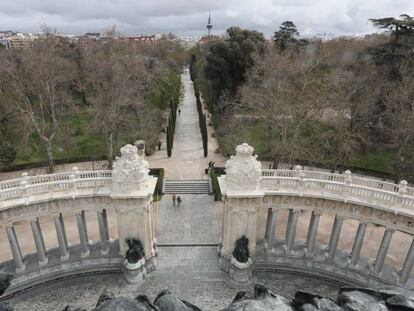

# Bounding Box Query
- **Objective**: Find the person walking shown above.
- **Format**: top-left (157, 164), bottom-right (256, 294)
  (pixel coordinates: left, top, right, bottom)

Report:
top-left (157, 140), bottom-right (162, 150)
top-left (172, 194), bottom-right (176, 207)
top-left (177, 195), bottom-right (182, 207)
top-left (178, 109), bottom-right (181, 116)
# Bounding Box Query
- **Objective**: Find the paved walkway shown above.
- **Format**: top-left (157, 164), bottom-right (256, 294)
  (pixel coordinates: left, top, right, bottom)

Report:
top-left (147, 68), bottom-right (226, 180)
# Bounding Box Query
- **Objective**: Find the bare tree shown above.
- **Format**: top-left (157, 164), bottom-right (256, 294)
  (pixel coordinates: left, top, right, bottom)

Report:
top-left (0, 34), bottom-right (75, 172)
top-left (81, 39), bottom-right (148, 168)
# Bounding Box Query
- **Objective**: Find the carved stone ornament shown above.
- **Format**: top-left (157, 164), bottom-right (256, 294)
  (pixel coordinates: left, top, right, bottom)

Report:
top-left (111, 144), bottom-right (149, 194)
top-left (225, 143), bottom-right (262, 191)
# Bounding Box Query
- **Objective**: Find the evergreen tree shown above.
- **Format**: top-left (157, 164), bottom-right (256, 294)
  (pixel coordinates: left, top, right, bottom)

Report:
top-left (166, 122), bottom-right (172, 158)
top-left (273, 21), bottom-right (307, 52)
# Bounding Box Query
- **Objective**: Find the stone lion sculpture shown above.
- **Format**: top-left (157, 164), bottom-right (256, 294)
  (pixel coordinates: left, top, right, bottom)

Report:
top-left (125, 238), bottom-right (145, 264)
top-left (232, 235), bottom-right (250, 263)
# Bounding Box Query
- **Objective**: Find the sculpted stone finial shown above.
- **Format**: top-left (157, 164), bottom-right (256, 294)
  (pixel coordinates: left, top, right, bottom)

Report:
top-left (111, 144), bottom-right (149, 195)
top-left (225, 143), bottom-right (262, 191)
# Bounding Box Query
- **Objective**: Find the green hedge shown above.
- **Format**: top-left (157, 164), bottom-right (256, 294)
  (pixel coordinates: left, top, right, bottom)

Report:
top-left (210, 166), bottom-right (225, 201)
top-left (149, 168), bottom-right (165, 200)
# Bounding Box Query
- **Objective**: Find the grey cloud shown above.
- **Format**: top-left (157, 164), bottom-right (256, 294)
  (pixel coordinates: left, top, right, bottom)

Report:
top-left (0, 0), bottom-right (412, 37)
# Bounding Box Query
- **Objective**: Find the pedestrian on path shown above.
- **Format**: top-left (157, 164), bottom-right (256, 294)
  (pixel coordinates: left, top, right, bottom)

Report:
top-left (178, 109), bottom-right (181, 116)
top-left (177, 195), bottom-right (182, 207)
top-left (157, 140), bottom-right (162, 150)
top-left (172, 194), bottom-right (176, 207)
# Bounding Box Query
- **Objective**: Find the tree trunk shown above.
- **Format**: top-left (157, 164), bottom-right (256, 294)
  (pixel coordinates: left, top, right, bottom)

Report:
top-left (107, 133), bottom-right (113, 169)
top-left (46, 139), bottom-right (54, 174)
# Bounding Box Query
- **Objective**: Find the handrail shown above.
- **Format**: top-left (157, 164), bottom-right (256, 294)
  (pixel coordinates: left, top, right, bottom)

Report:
top-left (260, 169), bottom-right (414, 213)
top-left (261, 169), bottom-right (414, 195)
top-left (0, 169), bottom-right (112, 204)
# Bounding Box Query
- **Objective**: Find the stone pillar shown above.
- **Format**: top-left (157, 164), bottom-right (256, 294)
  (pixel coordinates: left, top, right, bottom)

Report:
top-left (76, 212), bottom-right (90, 258)
top-left (286, 210), bottom-right (299, 254)
top-left (30, 218), bottom-right (48, 266)
top-left (97, 209), bottom-right (110, 255)
top-left (400, 238), bottom-right (414, 284)
top-left (6, 225), bottom-right (25, 273)
top-left (328, 215), bottom-right (343, 261)
top-left (59, 213), bottom-right (69, 248)
top-left (111, 144), bottom-right (156, 264)
top-left (217, 143), bottom-right (264, 273)
top-left (373, 228), bottom-right (394, 275)
top-left (53, 214), bottom-right (69, 261)
top-left (306, 211), bottom-right (321, 255)
top-left (350, 221), bottom-right (367, 267)
top-left (285, 209), bottom-right (293, 243)
top-left (81, 210), bottom-right (89, 243)
top-left (265, 208), bottom-right (278, 251)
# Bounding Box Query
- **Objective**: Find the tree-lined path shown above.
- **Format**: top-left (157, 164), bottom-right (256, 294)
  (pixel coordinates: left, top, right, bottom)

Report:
top-left (148, 68), bottom-right (225, 180)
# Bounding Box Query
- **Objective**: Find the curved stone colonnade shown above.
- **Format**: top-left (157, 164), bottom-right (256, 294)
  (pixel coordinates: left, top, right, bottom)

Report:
top-left (0, 145), bottom-right (158, 296)
top-left (218, 143), bottom-right (414, 289)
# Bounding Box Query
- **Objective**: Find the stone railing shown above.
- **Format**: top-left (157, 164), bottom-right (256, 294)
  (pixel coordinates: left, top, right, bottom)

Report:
top-left (0, 168), bottom-right (112, 206)
top-left (0, 144), bottom-right (158, 296)
top-left (261, 168), bottom-right (414, 212)
top-left (218, 143), bottom-right (414, 289)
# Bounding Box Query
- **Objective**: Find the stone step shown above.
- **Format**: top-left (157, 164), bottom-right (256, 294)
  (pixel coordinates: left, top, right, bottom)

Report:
top-left (163, 180), bottom-right (211, 194)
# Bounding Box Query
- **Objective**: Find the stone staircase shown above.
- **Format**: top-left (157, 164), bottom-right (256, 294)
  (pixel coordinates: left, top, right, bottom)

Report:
top-left (163, 180), bottom-right (211, 194)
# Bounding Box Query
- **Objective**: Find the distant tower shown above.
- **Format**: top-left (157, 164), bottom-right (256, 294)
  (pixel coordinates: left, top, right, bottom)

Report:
top-left (206, 9), bottom-right (213, 36)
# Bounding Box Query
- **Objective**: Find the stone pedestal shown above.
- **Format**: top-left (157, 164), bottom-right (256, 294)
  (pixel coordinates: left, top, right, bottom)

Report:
top-left (229, 256), bottom-right (253, 283)
top-left (123, 258), bottom-right (146, 284)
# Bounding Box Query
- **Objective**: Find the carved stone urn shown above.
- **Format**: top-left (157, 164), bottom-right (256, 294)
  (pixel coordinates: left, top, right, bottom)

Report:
top-left (111, 144), bottom-right (149, 196)
top-left (123, 258), bottom-right (146, 284)
top-left (225, 143), bottom-right (262, 192)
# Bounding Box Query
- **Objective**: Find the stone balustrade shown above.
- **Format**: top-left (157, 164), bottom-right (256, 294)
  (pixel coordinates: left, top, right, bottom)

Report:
top-left (0, 144), bottom-right (158, 296)
top-left (218, 143), bottom-right (414, 289)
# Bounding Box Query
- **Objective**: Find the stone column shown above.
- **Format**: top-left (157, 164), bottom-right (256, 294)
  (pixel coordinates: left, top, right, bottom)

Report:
top-left (328, 215), bottom-right (343, 261)
top-left (81, 210), bottom-right (89, 244)
top-left (6, 225), bottom-right (25, 273)
top-left (97, 209), bottom-right (110, 255)
top-left (54, 214), bottom-right (69, 261)
top-left (350, 221), bottom-right (367, 267)
top-left (286, 210), bottom-right (299, 254)
top-left (285, 209), bottom-right (293, 243)
top-left (59, 213), bottom-right (69, 248)
top-left (30, 218), bottom-right (48, 266)
top-left (306, 211), bottom-right (321, 255)
top-left (265, 208), bottom-right (278, 251)
top-left (400, 238), bottom-right (414, 284)
top-left (373, 228), bottom-right (394, 275)
top-left (264, 208), bottom-right (273, 240)
top-left (76, 212), bottom-right (90, 257)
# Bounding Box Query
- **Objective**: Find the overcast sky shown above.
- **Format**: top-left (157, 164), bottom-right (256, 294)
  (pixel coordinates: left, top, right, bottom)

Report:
top-left (0, 0), bottom-right (413, 37)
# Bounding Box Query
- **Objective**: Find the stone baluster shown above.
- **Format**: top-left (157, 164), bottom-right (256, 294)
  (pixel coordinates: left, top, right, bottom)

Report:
top-left (59, 213), bottom-right (69, 248)
top-left (373, 228), bottom-right (394, 275)
top-left (76, 212), bottom-right (90, 258)
top-left (20, 172), bottom-right (29, 201)
top-left (53, 214), bottom-right (69, 261)
top-left (286, 210), bottom-right (299, 254)
top-left (264, 208), bottom-right (278, 251)
top-left (399, 238), bottom-right (414, 284)
top-left (327, 215), bottom-right (343, 261)
top-left (30, 218), bottom-right (48, 266)
top-left (97, 209), bottom-right (110, 254)
top-left (350, 221), bottom-right (367, 267)
top-left (306, 211), bottom-right (321, 256)
top-left (6, 225), bottom-right (25, 273)
top-left (70, 166), bottom-right (79, 192)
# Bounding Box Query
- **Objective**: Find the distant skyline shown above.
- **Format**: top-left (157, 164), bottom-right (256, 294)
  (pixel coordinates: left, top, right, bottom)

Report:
top-left (0, 0), bottom-right (413, 38)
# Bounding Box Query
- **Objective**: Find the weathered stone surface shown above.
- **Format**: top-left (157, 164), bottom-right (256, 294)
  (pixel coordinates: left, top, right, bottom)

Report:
top-left (0, 302), bottom-right (13, 311)
top-left (96, 290), bottom-right (115, 308)
top-left (292, 291), bottom-right (340, 311)
top-left (337, 290), bottom-right (388, 311)
top-left (0, 273), bottom-right (12, 296)
top-left (154, 290), bottom-right (201, 310)
top-left (93, 297), bottom-right (155, 311)
top-left (386, 294), bottom-right (414, 311)
top-left (220, 284), bottom-right (293, 311)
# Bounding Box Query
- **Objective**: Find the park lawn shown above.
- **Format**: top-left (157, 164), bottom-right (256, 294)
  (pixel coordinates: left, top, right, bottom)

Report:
top-left (218, 122), bottom-right (397, 175)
